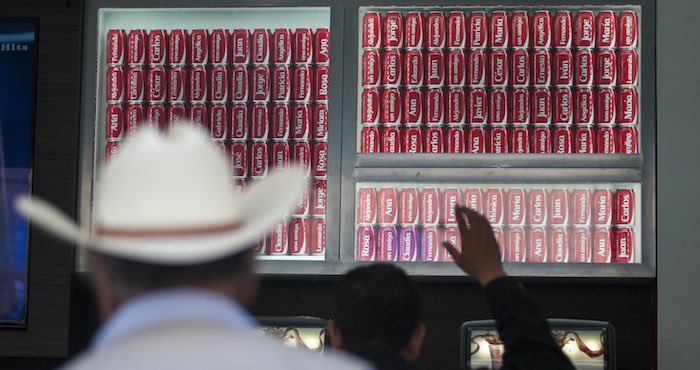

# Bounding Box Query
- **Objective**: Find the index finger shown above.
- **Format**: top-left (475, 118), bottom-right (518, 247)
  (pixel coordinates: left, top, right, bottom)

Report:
top-left (462, 207), bottom-right (492, 233)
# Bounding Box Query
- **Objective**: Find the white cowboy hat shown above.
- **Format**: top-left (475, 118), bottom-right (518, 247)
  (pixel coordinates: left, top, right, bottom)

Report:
top-left (15, 125), bottom-right (307, 264)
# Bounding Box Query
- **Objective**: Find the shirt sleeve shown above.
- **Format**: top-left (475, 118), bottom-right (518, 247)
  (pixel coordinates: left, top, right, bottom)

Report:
top-left (482, 277), bottom-right (575, 370)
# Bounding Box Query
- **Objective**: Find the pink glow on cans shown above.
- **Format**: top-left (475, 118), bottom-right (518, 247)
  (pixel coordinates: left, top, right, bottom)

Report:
top-left (618, 50), bottom-right (638, 86)
top-left (613, 228), bottom-right (635, 263)
top-left (442, 187), bottom-right (461, 224)
top-left (377, 187), bottom-right (398, 224)
top-left (383, 12), bottom-right (404, 48)
top-left (292, 65), bottom-right (313, 102)
top-left (377, 226), bottom-right (399, 262)
top-left (597, 125), bottom-right (618, 154)
top-left (421, 187), bottom-right (440, 225)
top-left (468, 50), bottom-right (487, 86)
top-left (593, 188), bottom-right (613, 226)
top-left (106, 29), bottom-right (126, 65)
top-left (209, 29), bottom-right (229, 65)
top-left (572, 188), bottom-right (592, 226)
top-left (292, 103), bottom-right (312, 140)
top-left (105, 104), bottom-right (124, 140)
top-left (510, 88), bottom-right (529, 124)
top-left (168, 29), bottom-right (188, 65)
top-left (553, 126), bottom-right (573, 154)
top-left (447, 49), bottom-right (466, 86)
top-left (310, 218), bottom-right (326, 255)
top-left (189, 29), bottom-right (209, 65)
top-left (399, 226), bottom-right (419, 261)
top-left (549, 188), bottom-right (570, 225)
top-left (272, 28), bottom-right (292, 65)
top-left (463, 188), bottom-right (483, 214)
top-left (571, 227), bottom-right (592, 263)
top-left (447, 88), bottom-right (466, 124)
top-left (510, 126), bottom-right (530, 154)
top-left (399, 187), bottom-right (420, 225)
top-left (596, 11), bottom-right (617, 48)
top-left (446, 125), bottom-right (466, 153)
top-left (507, 188), bottom-right (527, 225)
top-left (552, 87), bottom-right (573, 125)
top-left (468, 12), bottom-right (488, 48)
top-left (362, 12), bottom-right (382, 49)
top-left (231, 29), bottom-right (250, 64)
top-left (189, 66), bottom-right (207, 102)
top-left (490, 11), bottom-right (509, 48)
top-left (510, 49), bottom-right (530, 87)
top-left (424, 125), bottom-right (444, 154)
top-left (468, 126), bottom-right (487, 153)
top-left (489, 88), bottom-right (508, 125)
top-left (468, 88), bottom-right (487, 125)
top-left (574, 87), bottom-right (594, 124)
top-left (127, 29), bottom-right (146, 65)
top-left (360, 125), bottom-right (380, 153)
top-left (312, 142), bottom-right (328, 178)
top-left (489, 125), bottom-right (508, 154)
top-left (531, 126), bottom-right (551, 154)
top-left (553, 11), bottom-right (572, 48)
top-left (381, 125), bottom-right (401, 153)
top-left (485, 188), bottom-right (505, 225)
top-left (314, 28), bottom-right (330, 64)
top-left (250, 141), bottom-right (269, 178)
top-left (272, 65), bottom-right (292, 102)
top-left (506, 226), bottom-right (527, 262)
top-left (147, 29), bottom-right (167, 65)
top-left (209, 103), bottom-right (227, 140)
top-left (593, 227), bottom-right (613, 263)
top-left (614, 188), bottom-right (635, 225)
top-left (510, 12), bottom-right (530, 48)
top-left (382, 49), bottom-right (402, 86)
top-left (381, 87), bottom-right (402, 125)
top-left (313, 103), bottom-right (328, 140)
top-left (125, 66), bottom-right (145, 102)
top-left (230, 103), bottom-right (249, 140)
top-left (548, 227), bottom-right (569, 263)
top-left (426, 11), bottom-right (446, 48)
top-left (356, 226), bottom-right (376, 261)
top-left (618, 11), bottom-right (638, 48)
top-left (421, 226), bottom-right (440, 262)
top-left (404, 12), bottom-right (425, 48)
top-left (528, 188), bottom-right (548, 225)
top-left (252, 29), bottom-right (271, 64)
top-left (146, 103), bottom-right (165, 130)
top-left (403, 126), bottom-right (423, 153)
top-left (574, 11), bottom-right (596, 48)
top-left (231, 142), bottom-right (248, 176)
top-left (442, 226), bottom-right (460, 261)
top-left (489, 49), bottom-right (509, 87)
top-left (531, 49), bottom-right (551, 86)
top-left (288, 217), bottom-right (309, 255)
top-left (447, 11), bottom-right (467, 48)
top-left (528, 227), bottom-right (547, 263)
top-left (618, 126), bottom-right (638, 154)
top-left (531, 11), bottom-right (551, 48)
top-left (575, 125), bottom-right (595, 154)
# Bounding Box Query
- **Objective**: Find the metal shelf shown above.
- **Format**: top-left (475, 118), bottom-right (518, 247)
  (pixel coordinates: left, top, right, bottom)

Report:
top-left (356, 154), bottom-right (644, 169)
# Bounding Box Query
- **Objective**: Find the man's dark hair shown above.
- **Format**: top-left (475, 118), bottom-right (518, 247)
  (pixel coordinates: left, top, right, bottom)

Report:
top-left (333, 263), bottom-right (421, 352)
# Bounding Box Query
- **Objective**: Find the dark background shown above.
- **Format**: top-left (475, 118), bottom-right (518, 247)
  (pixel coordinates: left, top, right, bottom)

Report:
top-left (0, 1), bottom-right (655, 369)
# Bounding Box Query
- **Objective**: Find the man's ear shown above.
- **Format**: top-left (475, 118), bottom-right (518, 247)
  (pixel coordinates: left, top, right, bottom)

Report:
top-left (400, 322), bottom-right (426, 363)
top-left (326, 320), bottom-right (344, 349)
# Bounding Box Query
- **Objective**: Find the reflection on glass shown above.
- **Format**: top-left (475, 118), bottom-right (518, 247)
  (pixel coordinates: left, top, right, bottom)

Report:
top-left (257, 326), bottom-right (326, 353)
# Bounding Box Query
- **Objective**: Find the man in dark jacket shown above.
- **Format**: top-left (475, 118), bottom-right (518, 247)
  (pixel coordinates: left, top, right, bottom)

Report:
top-left (328, 206), bottom-right (575, 370)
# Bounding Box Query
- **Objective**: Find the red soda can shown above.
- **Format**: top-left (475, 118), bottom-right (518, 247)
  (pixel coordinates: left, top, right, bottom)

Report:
top-left (531, 49), bottom-right (551, 86)
top-left (381, 125), bottom-right (401, 153)
top-left (376, 226), bottom-right (399, 262)
top-left (106, 141), bottom-right (120, 162)
top-left (485, 188), bottom-right (505, 225)
top-left (251, 103), bottom-right (270, 140)
top-left (489, 49), bottom-right (509, 87)
top-left (446, 125), bottom-right (466, 153)
top-left (447, 49), bottom-right (466, 86)
top-left (106, 67), bottom-right (126, 103)
top-left (361, 49), bottom-right (381, 87)
top-left (468, 88), bottom-right (488, 125)
top-left (593, 227), bottom-right (613, 263)
top-left (596, 49), bottom-right (617, 86)
top-left (618, 11), bottom-right (639, 48)
top-left (292, 184), bottom-right (310, 216)
top-left (146, 103), bottom-right (165, 130)
top-left (425, 49), bottom-right (445, 86)
top-left (575, 125), bottom-right (595, 154)
top-left (252, 65), bottom-right (271, 102)
top-left (292, 141), bottom-right (312, 176)
top-left (493, 226), bottom-right (505, 260)
top-left (168, 29), bottom-right (188, 65)
top-left (167, 103), bottom-right (187, 129)
top-left (510, 88), bottom-right (530, 124)
top-left (399, 226), bottom-right (419, 261)
top-left (288, 217), bottom-right (309, 255)
top-left (209, 103), bottom-right (228, 140)
top-left (272, 28), bottom-right (292, 64)
top-left (272, 65), bottom-right (292, 102)
top-left (382, 49), bottom-right (402, 86)
top-left (271, 103), bottom-right (291, 140)
top-left (571, 227), bottom-right (592, 263)
top-left (467, 50), bottom-right (487, 86)
top-left (574, 87), bottom-right (594, 124)
top-left (127, 29), bottom-right (147, 65)
top-left (105, 104), bottom-right (124, 140)
top-left (549, 188), bottom-right (570, 225)
top-left (420, 187), bottom-right (440, 225)
top-left (468, 11), bottom-right (488, 48)
top-left (312, 142), bottom-right (328, 178)
top-left (528, 188), bottom-right (548, 225)
top-left (313, 103), bottom-right (328, 141)
top-left (489, 125), bottom-right (509, 154)
top-left (125, 103), bottom-right (144, 136)
top-left (147, 29), bottom-right (167, 65)
top-left (310, 218), bottom-right (326, 255)
top-left (167, 66), bottom-right (187, 102)
top-left (507, 188), bottom-right (527, 225)
top-left (403, 49), bottom-right (424, 86)
top-left (189, 65), bottom-right (208, 102)
top-left (548, 227), bottom-right (569, 263)
top-left (383, 12), bottom-right (404, 48)
top-left (421, 226), bottom-right (441, 262)
top-left (250, 141), bottom-right (268, 178)
top-left (489, 88), bottom-right (508, 125)
top-left (596, 87), bottom-right (616, 125)
top-left (209, 65), bottom-right (228, 102)
top-left (377, 187), bottom-right (398, 224)
top-left (574, 11), bottom-right (596, 48)
top-left (510, 11), bottom-right (530, 49)
top-left (572, 188), bottom-right (592, 226)
top-left (106, 29), bottom-right (126, 65)
top-left (553, 11), bottom-right (573, 48)
top-left (447, 11), bottom-right (467, 48)
top-left (553, 126), bottom-right (573, 154)
top-left (531, 11), bottom-right (552, 48)
top-left (614, 228), bottom-right (635, 263)
top-left (442, 226), bottom-right (460, 261)
top-left (553, 49), bottom-right (573, 86)
top-left (574, 49), bottom-right (595, 87)
top-left (209, 29), bottom-right (229, 65)
top-left (404, 12), bottom-right (425, 49)
top-left (510, 126), bottom-right (530, 154)
top-left (426, 11), bottom-right (446, 48)
top-left (552, 87), bottom-right (573, 125)
top-left (189, 29), bottom-right (209, 65)
top-left (189, 103), bottom-right (207, 131)
top-left (531, 88), bottom-right (551, 124)
top-left (614, 188), bottom-right (635, 225)
top-left (360, 125), bottom-right (381, 153)
top-left (597, 125), bottom-right (618, 154)
top-left (446, 88), bottom-right (466, 124)
top-left (362, 12), bottom-right (382, 49)
top-left (468, 126), bottom-right (487, 153)
top-left (230, 103), bottom-right (249, 140)
top-left (125, 66), bottom-right (145, 102)
top-left (506, 226), bottom-right (527, 262)
top-left (403, 125), bottom-right (423, 153)
top-left (442, 187), bottom-right (461, 224)
top-left (531, 126), bottom-right (552, 154)
top-left (618, 50), bottom-right (639, 86)
top-left (292, 65), bottom-right (313, 102)
top-left (399, 187), bottom-right (420, 225)
top-left (510, 49), bottom-right (530, 87)
top-left (231, 29), bottom-right (250, 64)
top-left (425, 88), bottom-right (444, 124)
top-left (268, 219), bottom-right (288, 255)
top-left (252, 29), bottom-right (271, 64)
top-left (230, 65), bottom-right (249, 102)
top-left (597, 11), bottom-right (617, 48)
top-left (593, 188), bottom-right (613, 226)
top-left (490, 11), bottom-right (509, 48)
top-left (356, 226), bottom-right (376, 261)
top-left (463, 188), bottom-right (483, 214)
top-left (618, 126), bottom-right (639, 154)
top-left (314, 28), bottom-right (330, 64)
top-left (381, 87), bottom-right (402, 125)
top-left (528, 227), bottom-right (548, 263)
top-left (360, 88), bottom-right (380, 124)
top-left (424, 125), bottom-right (444, 154)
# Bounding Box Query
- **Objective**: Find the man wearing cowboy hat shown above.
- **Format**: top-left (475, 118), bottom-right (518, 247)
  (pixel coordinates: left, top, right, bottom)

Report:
top-left (16, 126), bottom-right (369, 370)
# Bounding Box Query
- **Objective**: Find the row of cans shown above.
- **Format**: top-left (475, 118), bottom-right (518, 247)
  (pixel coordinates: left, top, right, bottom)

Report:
top-left (107, 28), bottom-right (330, 66)
top-left (361, 48), bottom-right (637, 87)
top-left (106, 64), bottom-right (329, 103)
top-left (361, 87), bottom-right (638, 126)
top-left (359, 124), bottom-right (638, 154)
top-left (258, 217), bottom-right (326, 256)
top-left (106, 102), bottom-right (329, 142)
top-left (362, 10), bottom-right (638, 50)
top-left (355, 224), bottom-right (635, 263)
top-left (232, 178), bottom-right (327, 218)
top-left (356, 186), bottom-right (635, 226)
top-left (229, 141), bottom-right (328, 179)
